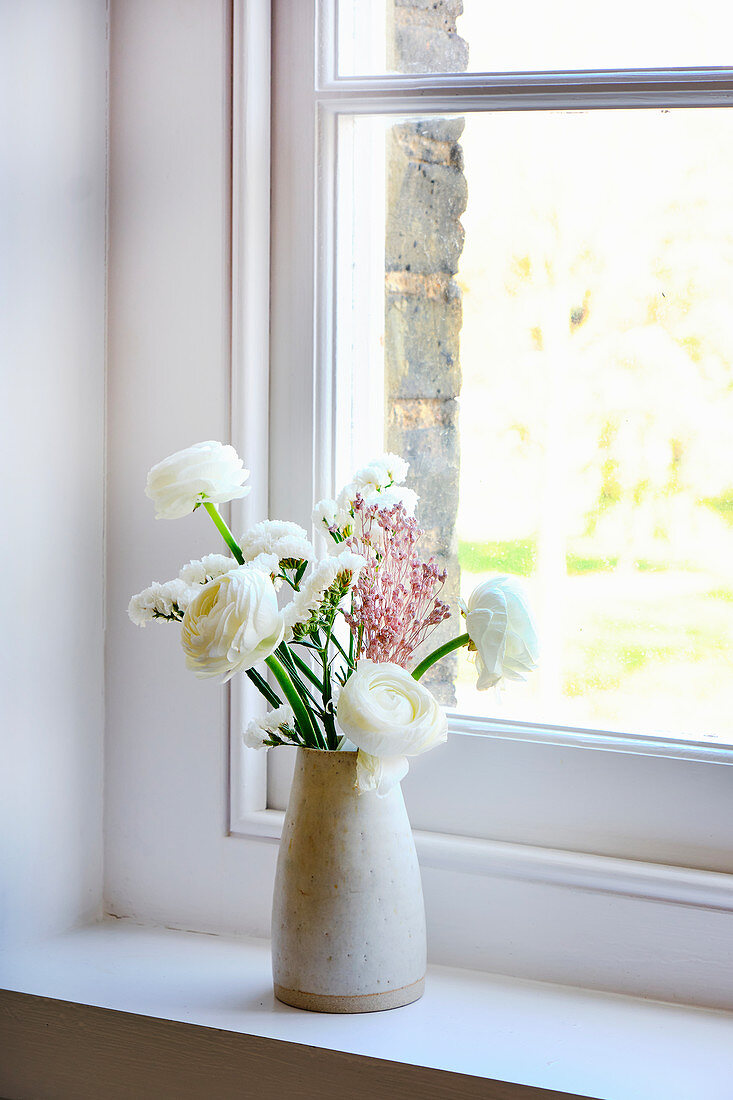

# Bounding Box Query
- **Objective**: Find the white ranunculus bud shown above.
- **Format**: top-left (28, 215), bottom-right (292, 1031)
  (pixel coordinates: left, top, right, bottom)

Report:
top-left (181, 567), bottom-right (284, 681)
top-left (465, 575), bottom-right (539, 691)
top-left (145, 441), bottom-right (250, 520)
top-left (337, 660), bottom-right (447, 773)
top-left (355, 750), bottom-right (409, 798)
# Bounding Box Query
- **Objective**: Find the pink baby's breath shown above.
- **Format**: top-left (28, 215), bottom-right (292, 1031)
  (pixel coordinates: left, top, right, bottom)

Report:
top-left (343, 495), bottom-right (451, 668)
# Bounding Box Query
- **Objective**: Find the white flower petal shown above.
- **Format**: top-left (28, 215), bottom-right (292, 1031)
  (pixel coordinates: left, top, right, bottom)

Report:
top-left (466, 575), bottom-right (538, 692)
top-left (243, 703), bottom-right (295, 748)
top-left (145, 441), bottom-right (250, 520)
top-left (239, 520), bottom-right (314, 564)
top-left (128, 577), bottom-right (193, 626)
top-left (337, 660), bottom-right (447, 759)
top-left (355, 750), bottom-right (409, 797)
top-left (181, 567), bottom-right (284, 680)
top-left (179, 554), bottom-right (236, 585)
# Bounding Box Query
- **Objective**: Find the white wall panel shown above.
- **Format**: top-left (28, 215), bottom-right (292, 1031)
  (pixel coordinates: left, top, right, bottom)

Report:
top-left (0, 0), bottom-right (107, 946)
top-left (105, 0), bottom-right (278, 935)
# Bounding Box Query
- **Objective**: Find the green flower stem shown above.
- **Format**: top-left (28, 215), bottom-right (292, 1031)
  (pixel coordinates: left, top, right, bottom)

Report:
top-left (284, 645), bottom-right (325, 692)
top-left (202, 502), bottom-right (244, 564)
top-left (412, 632), bottom-right (470, 682)
top-left (276, 645), bottom-right (325, 715)
top-left (320, 624), bottom-right (338, 750)
top-left (329, 632), bottom-right (355, 671)
top-left (245, 667), bottom-right (281, 709)
top-left (265, 653), bottom-right (323, 749)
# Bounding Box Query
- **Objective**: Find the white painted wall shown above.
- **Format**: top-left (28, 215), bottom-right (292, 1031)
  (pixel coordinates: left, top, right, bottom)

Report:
top-left (105, 0), bottom-right (278, 933)
top-left (0, 0), bottom-right (107, 946)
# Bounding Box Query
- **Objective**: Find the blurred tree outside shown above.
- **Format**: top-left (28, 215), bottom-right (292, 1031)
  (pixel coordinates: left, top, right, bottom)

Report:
top-left (454, 109), bottom-right (733, 740)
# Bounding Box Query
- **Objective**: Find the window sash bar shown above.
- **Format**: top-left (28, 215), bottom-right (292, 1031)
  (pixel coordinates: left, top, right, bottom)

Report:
top-left (319, 67), bottom-right (733, 96)
top-left (314, 74), bottom-right (733, 115)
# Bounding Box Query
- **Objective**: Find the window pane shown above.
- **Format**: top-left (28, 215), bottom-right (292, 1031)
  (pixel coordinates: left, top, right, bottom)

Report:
top-left (335, 1), bottom-right (732, 76)
top-left (335, 107), bottom-right (733, 744)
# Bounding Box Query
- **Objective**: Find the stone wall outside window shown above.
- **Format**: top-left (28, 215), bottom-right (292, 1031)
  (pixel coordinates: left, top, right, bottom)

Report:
top-left (385, 1), bottom-right (468, 702)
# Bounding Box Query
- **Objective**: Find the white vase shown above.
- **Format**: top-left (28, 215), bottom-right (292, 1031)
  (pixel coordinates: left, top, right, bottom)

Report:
top-left (271, 747), bottom-right (426, 1012)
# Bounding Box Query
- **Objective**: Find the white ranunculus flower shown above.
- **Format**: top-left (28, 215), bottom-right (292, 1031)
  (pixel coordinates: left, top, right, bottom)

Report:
top-left (337, 660), bottom-right (447, 773)
top-left (145, 441), bottom-right (250, 520)
top-left (181, 567), bottom-right (284, 681)
top-left (465, 575), bottom-right (539, 691)
top-left (355, 751), bottom-right (409, 798)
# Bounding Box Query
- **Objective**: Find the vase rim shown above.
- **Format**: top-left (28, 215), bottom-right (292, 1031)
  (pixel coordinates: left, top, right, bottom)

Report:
top-left (297, 745), bottom-right (357, 756)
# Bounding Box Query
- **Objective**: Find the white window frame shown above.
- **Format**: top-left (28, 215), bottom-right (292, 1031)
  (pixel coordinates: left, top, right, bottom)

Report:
top-left (231, 0), bottom-right (733, 897)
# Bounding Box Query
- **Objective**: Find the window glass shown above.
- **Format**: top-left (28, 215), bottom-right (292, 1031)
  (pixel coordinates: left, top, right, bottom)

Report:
top-left (335, 106), bottom-right (733, 744)
top-left (336, 0), bottom-right (731, 77)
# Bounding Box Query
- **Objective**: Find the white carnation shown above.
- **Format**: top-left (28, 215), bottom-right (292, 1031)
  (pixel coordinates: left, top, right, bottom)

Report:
top-left (248, 551), bottom-right (280, 577)
top-left (179, 554), bottom-right (236, 585)
top-left (381, 453), bottom-right (409, 484)
top-left (128, 577), bottom-right (193, 626)
top-left (347, 485), bottom-right (419, 544)
top-left (239, 520), bottom-right (314, 564)
top-left (282, 551), bottom-right (365, 637)
top-left (353, 461), bottom-right (389, 495)
top-left (312, 498), bottom-right (339, 530)
top-left (361, 484), bottom-right (418, 516)
top-left (352, 453), bottom-right (409, 493)
top-left (336, 480), bottom-right (359, 516)
top-left (243, 703), bottom-right (296, 749)
top-left (145, 441), bottom-right (250, 520)
top-left (336, 455), bottom-right (413, 520)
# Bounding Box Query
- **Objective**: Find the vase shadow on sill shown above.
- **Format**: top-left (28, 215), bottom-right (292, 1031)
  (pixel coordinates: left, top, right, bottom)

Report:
top-left (215, 985), bottom-right (426, 1017)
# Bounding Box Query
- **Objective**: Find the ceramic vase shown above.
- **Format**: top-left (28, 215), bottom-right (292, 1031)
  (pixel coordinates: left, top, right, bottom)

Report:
top-left (271, 747), bottom-right (426, 1012)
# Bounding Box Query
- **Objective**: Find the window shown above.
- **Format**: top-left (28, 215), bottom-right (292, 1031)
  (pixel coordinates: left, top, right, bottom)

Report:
top-left (233, 0), bottom-right (733, 865)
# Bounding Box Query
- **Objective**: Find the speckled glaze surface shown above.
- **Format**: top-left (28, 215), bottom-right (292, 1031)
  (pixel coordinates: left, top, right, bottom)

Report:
top-left (271, 748), bottom-right (426, 1013)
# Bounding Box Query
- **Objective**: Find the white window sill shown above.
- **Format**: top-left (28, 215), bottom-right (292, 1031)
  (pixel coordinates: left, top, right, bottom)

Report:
top-left (1, 919), bottom-right (732, 1099)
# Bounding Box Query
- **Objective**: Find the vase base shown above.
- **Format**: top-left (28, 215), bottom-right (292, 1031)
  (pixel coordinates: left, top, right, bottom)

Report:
top-left (274, 975), bottom-right (425, 1014)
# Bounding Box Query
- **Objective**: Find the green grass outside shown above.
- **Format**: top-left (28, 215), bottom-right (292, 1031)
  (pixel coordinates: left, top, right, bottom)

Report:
top-left (458, 539), bottom-right (670, 577)
top-left (702, 493), bottom-right (733, 527)
top-left (458, 539), bottom-right (536, 576)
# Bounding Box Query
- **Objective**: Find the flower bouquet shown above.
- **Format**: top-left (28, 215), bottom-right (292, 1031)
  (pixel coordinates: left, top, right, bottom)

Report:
top-left (130, 440), bottom-right (538, 1011)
